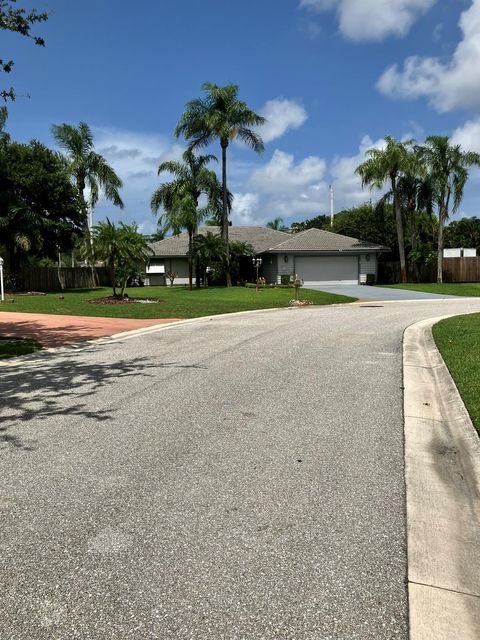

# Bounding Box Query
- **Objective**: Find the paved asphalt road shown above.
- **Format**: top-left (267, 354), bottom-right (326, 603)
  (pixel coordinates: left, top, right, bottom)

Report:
top-left (309, 284), bottom-right (459, 300)
top-left (2, 298), bottom-right (480, 639)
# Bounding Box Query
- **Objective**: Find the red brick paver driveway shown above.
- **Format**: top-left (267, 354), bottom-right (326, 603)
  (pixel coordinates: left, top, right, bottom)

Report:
top-left (0, 312), bottom-right (180, 348)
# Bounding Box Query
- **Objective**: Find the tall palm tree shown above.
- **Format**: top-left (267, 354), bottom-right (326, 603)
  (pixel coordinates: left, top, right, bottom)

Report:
top-left (151, 149), bottom-right (220, 290)
top-left (417, 136), bottom-right (480, 283)
top-left (376, 147), bottom-right (434, 280)
top-left (51, 122), bottom-right (124, 285)
top-left (356, 136), bottom-right (412, 283)
top-left (175, 83), bottom-right (265, 286)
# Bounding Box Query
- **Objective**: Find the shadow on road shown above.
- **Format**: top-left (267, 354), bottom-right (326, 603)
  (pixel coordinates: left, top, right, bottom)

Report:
top-left (0, 348), bottom-right (160, 451)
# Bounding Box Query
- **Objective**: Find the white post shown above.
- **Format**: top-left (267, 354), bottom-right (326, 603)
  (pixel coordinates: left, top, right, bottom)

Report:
top-left (329, 184), bottom-right (334, 227)
top-left (0, 257), bottom-right (4, 302)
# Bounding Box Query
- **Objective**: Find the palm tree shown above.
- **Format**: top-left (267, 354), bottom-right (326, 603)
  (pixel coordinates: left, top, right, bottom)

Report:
top-left (417, 136), bottom-right (480, 283)
top-left (356, 136), bottom-right (412, 283)
top-left (151, 149), bottom-right (220, 290)
top-left (193, 231), bottom-right (226, 286)
top-left (92, 219), bottom-right (151, 297)
top-left (51, 122), bottom-right (124, 284)
top-left (375, 147), bottom-right (434, 280)
top-left (267, 217), bottom-right (289, 232)
top-left (175, 83), bottom-right (265, 286)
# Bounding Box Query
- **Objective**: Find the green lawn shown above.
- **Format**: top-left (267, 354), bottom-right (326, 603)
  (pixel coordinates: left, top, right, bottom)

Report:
top-left (384, 283), bottom-right (480, 296)
top-left (0, 286), bottom-right (356, 319)
top-left (433, 313), bottom-right (480, 432)
top-left (0, 337), bottom-right (42, 359)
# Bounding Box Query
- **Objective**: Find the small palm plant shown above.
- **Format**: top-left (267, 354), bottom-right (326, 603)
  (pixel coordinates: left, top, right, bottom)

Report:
top-left (92, 219), bottom-right (151, 297)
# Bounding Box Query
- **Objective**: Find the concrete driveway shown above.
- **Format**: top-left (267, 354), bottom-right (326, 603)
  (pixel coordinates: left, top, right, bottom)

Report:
top-left (2, 298), bottom-right (480, 639)
top-left (308, 284), bottom-right (459, 300)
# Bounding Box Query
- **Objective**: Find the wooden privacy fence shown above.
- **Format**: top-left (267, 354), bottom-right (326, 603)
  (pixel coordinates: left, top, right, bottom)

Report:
top-left (379, 257), bottom-right (480, 284)
top-left (23, 267), bottom-right (110, 291)
top-left (442, 257), bottom-right (480, 282)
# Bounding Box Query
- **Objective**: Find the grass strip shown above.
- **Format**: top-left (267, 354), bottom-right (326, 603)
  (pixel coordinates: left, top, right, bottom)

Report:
top-left (433, 313), bottom-right (480, 432)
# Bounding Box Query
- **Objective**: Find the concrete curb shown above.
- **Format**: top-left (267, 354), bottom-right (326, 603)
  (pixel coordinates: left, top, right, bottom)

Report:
top-left (403, 315), bottom-right (480, 639)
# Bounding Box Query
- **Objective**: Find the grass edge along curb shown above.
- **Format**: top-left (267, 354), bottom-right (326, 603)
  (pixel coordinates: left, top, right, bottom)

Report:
top-left (432, 312), bottom-right (480, 432)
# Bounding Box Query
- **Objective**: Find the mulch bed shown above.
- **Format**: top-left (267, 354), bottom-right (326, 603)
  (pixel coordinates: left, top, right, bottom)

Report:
top-left (87, 296), bottom-right (164, 305)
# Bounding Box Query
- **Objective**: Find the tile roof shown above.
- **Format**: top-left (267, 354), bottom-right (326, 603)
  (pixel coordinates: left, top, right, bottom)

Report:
top-left (267, 227), bottom-right (389, 252)
top-left (150, 226), bottom-right (290, 256)
top-left (149, 226), bottom-right (389, 257)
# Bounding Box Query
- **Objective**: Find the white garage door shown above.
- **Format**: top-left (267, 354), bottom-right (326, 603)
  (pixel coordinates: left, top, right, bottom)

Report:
top-left (295, 255), bottom-right (358, 285)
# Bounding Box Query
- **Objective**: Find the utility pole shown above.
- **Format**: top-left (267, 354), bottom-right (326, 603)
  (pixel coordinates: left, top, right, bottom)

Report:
top-left (329, 184), bottom-right (334, 227)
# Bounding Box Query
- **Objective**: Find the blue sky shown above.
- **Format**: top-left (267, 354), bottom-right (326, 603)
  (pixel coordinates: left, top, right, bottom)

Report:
top-left (4, 0), bottom-right (480, 232)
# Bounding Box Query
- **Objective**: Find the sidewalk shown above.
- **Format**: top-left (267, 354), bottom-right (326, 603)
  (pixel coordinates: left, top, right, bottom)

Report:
top-left (0, 312), bottom-right (180, 348)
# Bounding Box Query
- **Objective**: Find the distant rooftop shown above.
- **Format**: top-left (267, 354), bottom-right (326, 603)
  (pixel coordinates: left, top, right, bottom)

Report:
top-left (150, 226), bottom-right (290, 256)
top-left (149, 225), bottom-right (389, 257)
top-left (267, 227), bottom-right (389, 253)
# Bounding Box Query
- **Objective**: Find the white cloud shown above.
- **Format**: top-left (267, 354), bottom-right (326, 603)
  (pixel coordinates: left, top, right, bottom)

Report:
top-left (300, 0), bottom-right (436, 42)
top-left (377, 0), bottom-right (480, 112)
top-left (230, 193), bottom-right (262, 225)
top-left (249, 149), bottom-right (326, 194)
top-left (258, 98), bottom-right (307, 143)
top-left (87, 126), bottom-right (185, 228)
top-left (330, 135), bottom-right (386, 206)
top-left (452, 117), bottom-right (480, 153)
top-left (236, 138), bottom-right (390, 223)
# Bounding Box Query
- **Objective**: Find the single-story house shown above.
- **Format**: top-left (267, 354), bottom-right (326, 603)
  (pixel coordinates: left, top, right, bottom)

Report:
top-left (147, 226), bottom-right (389, 286)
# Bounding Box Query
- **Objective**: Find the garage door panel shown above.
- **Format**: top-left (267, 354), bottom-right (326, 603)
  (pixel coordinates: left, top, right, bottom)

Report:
top-left (295, 256), bottom-right (358, 285)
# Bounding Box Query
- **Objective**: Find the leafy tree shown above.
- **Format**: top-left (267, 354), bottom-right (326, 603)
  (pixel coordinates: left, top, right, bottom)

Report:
top-left (445, 217), bottom-right (480, 251)
top-left (92, 219), bottom-right (151, 297)
top-left (1, 0), bottom-right (48, 102)
top-left (175, 83), bottom-right (265, 286)
top-left (51, 121), bottom-right (124, 284)
top-left (0, 138), bottom-right (83, 272)
top-left (151, 149), bottom-right (221, 289)
top-left (330, 203), bottom-right (397, 251)
top-left (290, 214), bottom-right (331, 233)
top-left (417, 136), bottom-right (480, 282)
top-left (267, 217), bottom-right (289, 232)
top-left (356, 136), bottom-right (412, 283)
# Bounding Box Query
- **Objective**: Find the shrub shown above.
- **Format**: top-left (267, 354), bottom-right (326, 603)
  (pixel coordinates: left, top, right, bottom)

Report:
top-left (280, 274), bottom-right (294, 285)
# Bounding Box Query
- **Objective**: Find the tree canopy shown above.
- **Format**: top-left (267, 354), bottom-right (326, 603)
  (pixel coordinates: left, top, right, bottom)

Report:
top-left (1, 0), bottom-right (49, 102)
top-left (0, 138), bottom-right (83, 271)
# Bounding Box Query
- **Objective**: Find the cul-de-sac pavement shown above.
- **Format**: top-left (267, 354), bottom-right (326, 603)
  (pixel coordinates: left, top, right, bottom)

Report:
top-left (2, 297), bottom-right (480, 639)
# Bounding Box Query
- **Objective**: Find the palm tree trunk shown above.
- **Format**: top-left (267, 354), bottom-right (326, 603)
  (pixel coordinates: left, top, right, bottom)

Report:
top-left (410, 208), bottom-right (420, 282)
top-left (437, 208), bottom-right (444, 284)
top-left (77, 175), bottom-right (96, 288)
top-left (393, 185), bottom-right (408, 283)
top-left (221, 140), bottom-right (232, 288)
top-left (188, 230), bottom-right (193, 291)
